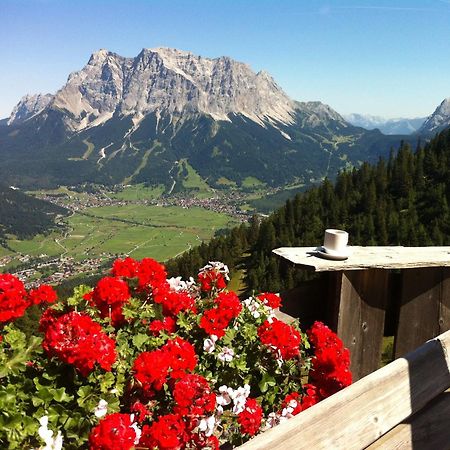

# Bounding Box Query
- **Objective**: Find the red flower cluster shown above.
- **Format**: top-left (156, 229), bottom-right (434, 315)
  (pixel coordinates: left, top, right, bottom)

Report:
top-left (199, 291), bottom-right (242, 338)
top-left (163, 337), bottom-right (198, 379)
top-left (301, 383), bottom-right (321, 410)
top-left (133, 337), bottom-right (198, 395)
top-left (137, 257), bottom-right (167, 291)
top-left (42, 312), bottom-right (117, 376)
top-left (89, 413), bottom-right (137, 450)
top-left (140, 413), bottom-right (187, 450)
top-left (198, 270), bottom-right (226, 292)
top-left (257, 292), bottom-right (282, 309)
top-left (237, 398), bottom-right (263, 436)
top-left (0, 274), bottom-right (29, 323)
top-left (173, 374), bottom-right (216, 417)
top-left (87, 276), bottom-right (131, 326)
top-left (111, 257), bottom-right (139, 278)
top-left (111, 256), bottom-right (167, 291)
top-left (307, 321), bottom-right (352, 398)
top-left (28, 285), bottom-right (58, 305)
top-left (149, 316), bottom-right (176, 336)
top-left (0, 274), bottom-right (56, 324)
top-left (133, 349), bottom-right (169, 393)
top-left (258, 318), bottom-right (301, 360)
top-left (153, 286), bottom-right (196, 317)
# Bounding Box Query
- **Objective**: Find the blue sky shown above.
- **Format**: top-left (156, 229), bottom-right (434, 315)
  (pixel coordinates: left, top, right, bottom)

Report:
top-left (1, 0), bottom-right (450, 119)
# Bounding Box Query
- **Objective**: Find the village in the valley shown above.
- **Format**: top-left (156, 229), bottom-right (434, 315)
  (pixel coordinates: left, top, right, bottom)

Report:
top-left (0, 185), bottom-right (261, 287)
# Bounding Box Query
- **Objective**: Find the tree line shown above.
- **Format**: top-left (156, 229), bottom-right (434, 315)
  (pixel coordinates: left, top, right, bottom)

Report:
top-left (167, 128), bottom-right (450, 294)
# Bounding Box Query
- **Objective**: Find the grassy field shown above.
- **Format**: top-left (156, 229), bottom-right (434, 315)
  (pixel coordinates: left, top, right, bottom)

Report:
top-left (5, 204), bottom-right (238, 264)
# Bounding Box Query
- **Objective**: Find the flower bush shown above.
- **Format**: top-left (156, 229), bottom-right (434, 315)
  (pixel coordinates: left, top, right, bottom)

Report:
top-left (0, 258), bottom-right (352, 449)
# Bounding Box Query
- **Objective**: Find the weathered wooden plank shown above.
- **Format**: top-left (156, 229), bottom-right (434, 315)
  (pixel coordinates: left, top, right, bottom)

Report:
top-left (330, 270), bottom-right (388, 380)
top-left (238, 330), bottom-right (450, 450)
top-left (395, 268), bottom-right (442, 358)
top-left (273, 246), bottom-right (450, 272)
top-left (440, 267), bottom-right (450, 334)
top-left (366, 389), bottom-right (450, 450)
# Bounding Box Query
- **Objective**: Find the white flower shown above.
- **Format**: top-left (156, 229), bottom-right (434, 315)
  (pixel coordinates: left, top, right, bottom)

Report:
top-left (218, 347), bottom-right (234, 362)
top-left (94, 399), bottom-right (108, 418)
top-left (203, 335), bottom-right (218, 353)
top-left (243, 297), bottom-right (262, 318)
top-left (264, 412), bottom-right (280, 429)
top-left (230, 384), bottom-right (251, 414)
top-left (216, 385), bottom-right (232, 406)
top-left (38, 416), bottom-right (63, 450)
top-left (131, 422), bottom-right (142, 445)
top-left (167, 276), bottom-right (197, 293)
top-left (199, 261), bottom-right (230, 280)
top-left (199, 415), bottom-right (216, 437)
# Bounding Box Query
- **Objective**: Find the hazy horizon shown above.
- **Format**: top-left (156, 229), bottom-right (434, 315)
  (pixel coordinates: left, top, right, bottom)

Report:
top-left (1, 0), bottom-right (449, 119)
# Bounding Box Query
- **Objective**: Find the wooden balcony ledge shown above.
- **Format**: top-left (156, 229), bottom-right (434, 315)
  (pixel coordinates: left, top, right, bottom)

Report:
top-left (273, 246), bottom-right (450, 271)
top-left (273, 246), bottom-right (450, 381)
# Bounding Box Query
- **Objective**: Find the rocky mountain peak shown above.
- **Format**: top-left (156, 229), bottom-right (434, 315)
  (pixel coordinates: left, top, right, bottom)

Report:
top-left (419, 97), bottom-right (450, 134)
top-left (7, 93), bottom-right (53, 125)
top-left (8, 47), bottom-right (296, 131)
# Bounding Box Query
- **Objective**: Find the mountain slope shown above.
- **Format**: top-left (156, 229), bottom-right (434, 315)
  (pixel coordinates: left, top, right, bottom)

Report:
top-left (1, 48), bottom-right (408, 189)
top-left (167, 128), bottom-right (450, 293)
top-left (419, 98), bottom-right (450, 135)
top-left (0, 185), bottom-right (68, 242)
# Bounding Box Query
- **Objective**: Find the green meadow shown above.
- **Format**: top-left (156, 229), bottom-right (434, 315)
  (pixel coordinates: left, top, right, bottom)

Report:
top-left (5, 204), bottom-right (238, 264)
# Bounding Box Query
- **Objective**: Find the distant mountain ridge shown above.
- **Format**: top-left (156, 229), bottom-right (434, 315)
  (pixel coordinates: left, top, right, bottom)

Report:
top-left (1, 48), bottom-right (407, 189)
top-left (344, 113), bottom-right (425, 135)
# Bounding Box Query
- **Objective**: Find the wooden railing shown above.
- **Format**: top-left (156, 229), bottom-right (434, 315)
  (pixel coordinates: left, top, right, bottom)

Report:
top-left (238, 330), bottom-right (450, 450)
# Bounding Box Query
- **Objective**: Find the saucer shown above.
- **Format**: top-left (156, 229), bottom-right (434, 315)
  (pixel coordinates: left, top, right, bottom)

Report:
top-left (316, 246), bottom-right (351, 261)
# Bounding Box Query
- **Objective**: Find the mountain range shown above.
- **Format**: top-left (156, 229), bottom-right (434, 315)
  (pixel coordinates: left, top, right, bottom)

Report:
top-left (343, 113), bottom-right (425, 135)
top-left (0, 47), bottom-right (440, 190)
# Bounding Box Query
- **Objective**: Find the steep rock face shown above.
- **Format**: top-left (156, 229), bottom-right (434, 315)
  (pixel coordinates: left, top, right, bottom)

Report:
top-left (10, 47), bottom-right (296, 131)
top-left (7, 93), bottom-right (53, 125)
top-left (419, 98), bottom-right (450, 134)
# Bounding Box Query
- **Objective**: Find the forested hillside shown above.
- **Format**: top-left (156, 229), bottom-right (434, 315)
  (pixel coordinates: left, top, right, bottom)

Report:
top-left (0, 185), bottom-right (68, 243)
top-left (167, 129), bottom-right (450, 293)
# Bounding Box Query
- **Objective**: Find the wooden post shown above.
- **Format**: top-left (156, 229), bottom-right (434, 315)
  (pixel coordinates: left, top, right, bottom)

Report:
top-left (395, 267), bottom-right (450, 358)
top-left (330, 269), bottom-right (389, 380)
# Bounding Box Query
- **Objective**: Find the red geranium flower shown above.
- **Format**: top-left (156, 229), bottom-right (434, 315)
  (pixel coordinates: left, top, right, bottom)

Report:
top-left (89, 413), bottom-right (138, 450)
top-left (153, 286), bottom-right (196, 317)
top-left (237, 398), bottom-right (262, 436)
top-left (149, 316), bottom-right (176, 336)
top-left (257, 292), bottom-right (281, 309)
top-left (111, 257), bottom-right (139, 278)
top-left (172, 374), bottom-right (216, 417)
top-left (140, 414), bottom-right (188, 450)
top-left (133, 349), bottom-right (170, 394)
top-left (163, 337), bottom-right (197, 379)
top-left (0, 273), bottom-right (29, 323)
top-left (258, 318), bottom-right (301, 360)
top-left (197, 270), bottom-right (227, 292)
top-left (89, 277), bottom-right (131, 326)
top-left (307, 321), bottom-right (352, 398)
top-left (137, 258), bottom-right (167, 291)
top-left (28, 285), bottom-right (57, 305)
top-left (42, 312), bottom-right (117, 376)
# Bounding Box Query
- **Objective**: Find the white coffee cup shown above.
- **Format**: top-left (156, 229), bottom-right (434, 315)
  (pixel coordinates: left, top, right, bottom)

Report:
top-left (323, 229), bottom-right (349, 256)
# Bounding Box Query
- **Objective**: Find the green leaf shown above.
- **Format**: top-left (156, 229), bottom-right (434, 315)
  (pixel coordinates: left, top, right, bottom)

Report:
top-left (258, 373), bottom-right (276, 393)
top-left (132, 333), bottom-right (150, 349)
